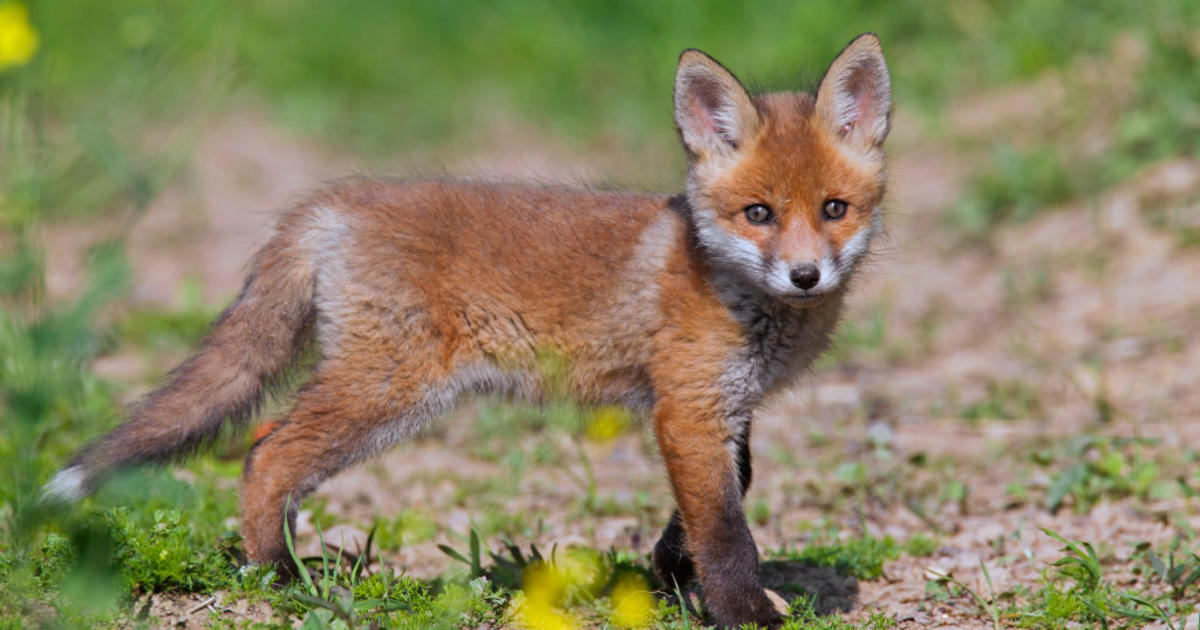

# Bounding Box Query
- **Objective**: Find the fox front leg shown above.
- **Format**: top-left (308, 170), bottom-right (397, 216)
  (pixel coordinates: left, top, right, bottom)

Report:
top-left (654, 396), bottom-right (780, 628)
top-left (653, 428), bottom-right (753, 591)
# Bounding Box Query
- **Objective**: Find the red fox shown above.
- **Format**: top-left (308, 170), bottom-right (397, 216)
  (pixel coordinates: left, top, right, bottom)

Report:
top-left (45, 34), bottom-right (891, 627)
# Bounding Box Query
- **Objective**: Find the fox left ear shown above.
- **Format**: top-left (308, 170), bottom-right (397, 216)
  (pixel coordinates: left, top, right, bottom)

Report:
top-left (674, 49), bottom-right (761, 160)
top-left (816, 33), bottom-right (892, 148)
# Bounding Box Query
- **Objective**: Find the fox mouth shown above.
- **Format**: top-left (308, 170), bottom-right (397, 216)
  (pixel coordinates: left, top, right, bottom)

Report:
top-left (779, 291), bottom-right (828, 306)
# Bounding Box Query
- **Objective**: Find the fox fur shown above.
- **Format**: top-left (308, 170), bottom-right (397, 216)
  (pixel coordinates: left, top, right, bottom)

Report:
top-left (46, 33), bottom-right (892, 628)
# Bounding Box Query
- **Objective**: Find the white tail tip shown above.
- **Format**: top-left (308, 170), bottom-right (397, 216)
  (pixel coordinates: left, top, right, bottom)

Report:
top-left (41, 466), bottom-right (87, 503)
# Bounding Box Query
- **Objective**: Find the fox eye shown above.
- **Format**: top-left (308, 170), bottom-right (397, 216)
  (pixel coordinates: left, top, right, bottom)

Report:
top-left (743, 204), bottom-right (773, 225)
top-left (822, 199), bottom-right (849, 220)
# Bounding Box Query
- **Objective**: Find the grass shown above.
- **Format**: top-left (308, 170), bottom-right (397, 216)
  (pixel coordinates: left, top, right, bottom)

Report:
top-left (1025, 435), bottom-right (1191, 514)
top-left (960, 378), bottom-right (1043, 422)
top-left (783, 534), bottom-right (900, 581)
top-left (946, 2), bottom-right (1200, 240)
top-left (921, 529), bottom-right (1200, 630)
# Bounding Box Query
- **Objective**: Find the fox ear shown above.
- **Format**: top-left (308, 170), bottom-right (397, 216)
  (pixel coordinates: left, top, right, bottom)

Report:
top-left (816, 33), bottom-right (892, 147)
top-left (674, 50), bottom-right (761, 160)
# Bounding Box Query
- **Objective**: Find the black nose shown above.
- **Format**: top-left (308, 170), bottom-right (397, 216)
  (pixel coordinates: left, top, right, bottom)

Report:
top-left (790, 264), bottom-right (820, 290)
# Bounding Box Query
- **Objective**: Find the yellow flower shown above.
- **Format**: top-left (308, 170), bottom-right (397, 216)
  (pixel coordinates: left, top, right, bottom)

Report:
top-left (514, 551), bottom-right (610, 630)
top-left (0, 2), bottom-right (39, 71)
top-left (523, 561), bottom-right (570, 607)
top-left (512, 595), bottom-right (579, 630)
top-left (556, 548), bottom-right (604, 591)
top-left (586, 405), bottom-right (630, 442)
top-left (610, 573), bottom-right (655, 628)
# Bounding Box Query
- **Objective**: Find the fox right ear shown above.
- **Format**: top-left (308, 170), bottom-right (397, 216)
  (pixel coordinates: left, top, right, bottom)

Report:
top-left (815, 33), bottom-right (892, 148)
top-left (674, 50), bottom-right (761, 160)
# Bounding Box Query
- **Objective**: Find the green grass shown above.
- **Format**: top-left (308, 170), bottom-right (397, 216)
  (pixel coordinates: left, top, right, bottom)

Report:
top-left (922, 529), bottom-right (1200, 630)
top-left (946, 2), bottom-right (1200, 239)
top-left (788, 534), bottom-right (900, 581)
top-left (960, 378), bottom-right (1043, 422)
top-left (13, 1), bottom-right (1197, 159)
top-left (1038, 436), bottom-right (1189, 514)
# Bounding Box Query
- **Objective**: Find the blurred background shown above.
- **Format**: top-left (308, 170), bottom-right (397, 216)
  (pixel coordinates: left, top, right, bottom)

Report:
top-left (1, 1), bottom-right (1198, 628)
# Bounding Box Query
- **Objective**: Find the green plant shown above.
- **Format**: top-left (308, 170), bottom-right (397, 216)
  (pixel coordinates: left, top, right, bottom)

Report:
top-left (784, 534), bottom-right (900, 581)
top-left (1134, 538), bottom-right (1200, 604)
top-left (903, 534), bottom-right (938, 558)
top-left (1043, 436), bottom-right (1173, 513)
top-left (924, 560), bottom-right (1002, 630)
top-left (960, 378), bottom-right (1042, 422)
top-left (780, 595), bottom-right (895, 630)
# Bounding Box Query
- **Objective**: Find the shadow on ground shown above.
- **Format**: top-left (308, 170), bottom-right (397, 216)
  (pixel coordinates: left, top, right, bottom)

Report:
top-left (761, 560), bottom-right (859, 614)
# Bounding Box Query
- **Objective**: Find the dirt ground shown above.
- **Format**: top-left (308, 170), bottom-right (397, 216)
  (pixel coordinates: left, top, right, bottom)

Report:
top-left (51, 86), bottom-right (1200, 627)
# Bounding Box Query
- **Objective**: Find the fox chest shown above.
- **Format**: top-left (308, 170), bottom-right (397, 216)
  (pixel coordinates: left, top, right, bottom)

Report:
top-left (718, 301), bottom-right (841, 418)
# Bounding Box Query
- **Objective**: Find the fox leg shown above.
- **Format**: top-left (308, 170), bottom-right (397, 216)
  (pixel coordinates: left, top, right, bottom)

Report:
top-left (653, 427), bottom-right (752, 590)
top-left (654, 396), bottom-right (779, 628)
top-left (239, 356), bottom-right (447, 570)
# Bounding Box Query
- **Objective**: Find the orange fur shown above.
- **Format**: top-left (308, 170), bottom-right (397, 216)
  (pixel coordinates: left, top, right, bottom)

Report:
top-left (47, 34), bottom-right (893, 628)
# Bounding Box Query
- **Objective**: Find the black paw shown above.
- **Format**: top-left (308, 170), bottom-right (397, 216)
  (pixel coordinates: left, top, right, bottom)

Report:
top-left (652, 511), bottom-right (696, 588)
top-left (652, 531), bottom-right (696, 589)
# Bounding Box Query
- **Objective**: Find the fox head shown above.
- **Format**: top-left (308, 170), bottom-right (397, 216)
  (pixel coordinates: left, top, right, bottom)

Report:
top-left (674, 34), bottom-right (891, 306)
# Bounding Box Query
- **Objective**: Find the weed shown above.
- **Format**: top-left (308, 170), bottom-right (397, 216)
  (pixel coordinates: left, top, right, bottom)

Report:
top-left (371, 509), bottom-right (438, 550)
top-left (960, 378), bottom-right (1042, 422)
top-left (1042, 436), bottom-right (1177, 513)
top-left (780, 534), bottom-right (900, 581)
top-left (903, 534), bottom-right (939, 558)
top-left (1012, 529), bottom-right (1170, 629)
top-left (924, 560), bottom-right (1002, 630)
top-left (780, 595), bottom-right (895, 630)
top-left (1133, 537), bottom-right (1200, 604)
top-left (279, 503), bottom-right (508, 629)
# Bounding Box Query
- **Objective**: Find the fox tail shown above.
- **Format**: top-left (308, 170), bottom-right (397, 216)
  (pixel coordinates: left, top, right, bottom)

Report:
top-left (42, 214), bottom-right (317, 502)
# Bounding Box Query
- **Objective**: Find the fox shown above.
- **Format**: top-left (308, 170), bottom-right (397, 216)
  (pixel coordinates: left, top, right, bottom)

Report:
top-left (44, 34), bottom-right (891, 628)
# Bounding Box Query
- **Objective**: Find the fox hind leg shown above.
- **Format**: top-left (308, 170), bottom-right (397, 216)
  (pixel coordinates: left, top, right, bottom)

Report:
top-left (238, 355), bottom-right (452, 571)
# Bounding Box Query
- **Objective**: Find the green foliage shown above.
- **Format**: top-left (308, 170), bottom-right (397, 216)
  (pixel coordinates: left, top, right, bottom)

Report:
top-left (960, 378), bottom-right (1042, 422)
top-left (19, 0), bottom-right (1194, 161)
top-left (0, 239), bottom-right (132, 626)
top-left (104, 506), bottom-right (232, 593)
top-left (789, 534), bottom-right (900, 581)
top-left (116, 296), bottom-right (218, 351)
top-left (925, 560), bottom-right (1002, 630)
top-left (952, 145), bottom-right (1075, 238)
top-left (278, 519), bottom-right (509, 629)
top-left (371, 509), bottom-right (438, 550)
top-left (948, 1), bottom-right (1200, 238)
top-left (1041, 436), bottom-right (1178, 513)
top-left (1133, 537), bottom-right (1200, 604)
top-left (1012, 529), bottom-right (1164, 629)
top-left (780, 595), bottom-right (896, 630)
top-left (902, 534), bottom-right (938, 558)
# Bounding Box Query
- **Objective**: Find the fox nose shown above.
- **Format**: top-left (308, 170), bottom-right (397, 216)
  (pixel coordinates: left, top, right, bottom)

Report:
top-left (790, 264), bottom-right (820, 290)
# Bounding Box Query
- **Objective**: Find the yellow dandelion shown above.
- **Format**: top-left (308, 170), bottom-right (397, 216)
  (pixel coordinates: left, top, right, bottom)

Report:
top-left (557, 548), bottom-right (604, 590)
top-left (512, 595), bottom-right (579, 630)
top-left (523, 561), bottom-right (570, 606)
top-left (0, 2), bottom-right (39, 71)
top-left (515, 551), bottom-right (610, 630)
top-left (586, 405), bottom-right (630, 442)
top-left (610, 573), bottom-right (655, 628)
